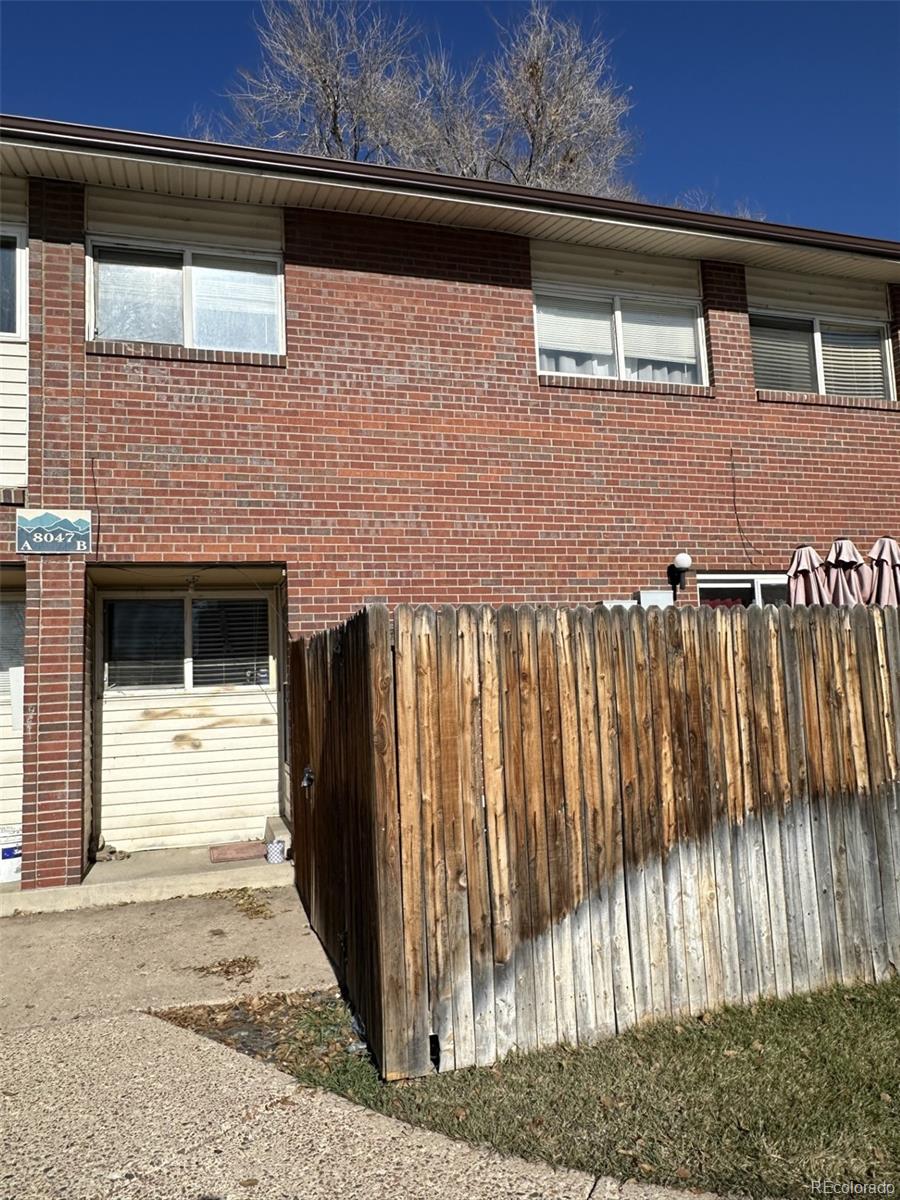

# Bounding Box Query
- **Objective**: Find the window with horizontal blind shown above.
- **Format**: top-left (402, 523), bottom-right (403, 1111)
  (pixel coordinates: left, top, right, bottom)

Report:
top-left (535, 291), bottom-right (705, 384)
top-left (0, 599), bottom-right (24, 697)
top-left (621, 301), bottom-right (700, 384)
top-left (750, 312), bottom-right (891, 399)
top-left (89, 240), bottom-right (283, 354)
top-left (105, 599), bottom-right (185, 688)
top-left (192, 599), bottom-right (270, 687)
top-left (103, 595), bottom-right (273, 690)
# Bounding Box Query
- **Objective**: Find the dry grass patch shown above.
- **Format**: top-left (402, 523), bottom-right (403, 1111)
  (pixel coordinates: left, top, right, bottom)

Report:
top-left (159, 978), bottom-right (900, 1199)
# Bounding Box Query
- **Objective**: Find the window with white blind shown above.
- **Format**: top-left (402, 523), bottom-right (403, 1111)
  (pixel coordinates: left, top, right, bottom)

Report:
top-left (0, 598), bottom-right (25, 697)
top-left (535, 291), bottom-right (704, 384)
top-left (103, 596), bottom-right (272, 690)
top-left (88, 240), bottom-right (283, 354)
top-left (750, 313), bottom-right (892, 399)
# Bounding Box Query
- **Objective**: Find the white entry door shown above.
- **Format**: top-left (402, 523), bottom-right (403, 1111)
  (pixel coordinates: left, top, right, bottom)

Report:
top-left (98, 591), bottom-right (280, 852)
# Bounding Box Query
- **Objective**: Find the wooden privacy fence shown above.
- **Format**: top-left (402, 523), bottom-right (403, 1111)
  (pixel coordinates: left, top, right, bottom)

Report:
top-left (291, 602), bottom-right (900, 1080)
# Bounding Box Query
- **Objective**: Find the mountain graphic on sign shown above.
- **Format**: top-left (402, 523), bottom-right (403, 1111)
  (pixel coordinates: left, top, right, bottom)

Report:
top-left (19, 513), bottom-right (90, 534)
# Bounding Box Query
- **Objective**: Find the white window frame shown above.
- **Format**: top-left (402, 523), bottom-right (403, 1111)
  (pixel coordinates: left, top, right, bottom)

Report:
top-left (533, 282), bottom-right (709, 386)
top-left (697, 573), bottom-right (789, 607)
top-left (749, 307), bottom-right (895, 401)
top-left (97, 588), bottom-right (279, 695)
top-left (0, 225), bottom-right (28, 343)
top-left (85, 235), bottom-right (286, 355)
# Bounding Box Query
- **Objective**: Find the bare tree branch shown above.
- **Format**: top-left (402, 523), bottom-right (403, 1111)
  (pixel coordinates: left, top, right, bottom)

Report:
top-left (200, 0), bottom-right (635, 196)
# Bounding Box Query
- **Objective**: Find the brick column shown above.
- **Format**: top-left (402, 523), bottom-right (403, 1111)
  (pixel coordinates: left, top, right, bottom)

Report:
top-left (700, 260), bottom-right (756, 398)
top-left (21, 561), bottom-right (87, 887)
top-left (21, 179), bottom-right (88, 888)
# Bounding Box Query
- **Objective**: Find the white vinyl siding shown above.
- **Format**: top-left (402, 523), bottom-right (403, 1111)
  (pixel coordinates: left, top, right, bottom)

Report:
top-left (745, 267), bottom-right (888, 321)
top-left (0, 177), bottom-right (28, 227)
top-left (0, 594), bottom-right (25, 831)
top-left (86, 187), bottom-right (283, 252)
top-left (98, 591), bottom-right (281, 852)
top-left (531, 240), bottom-right (700, 298)
top-left (0, 222), bottom-right (28, 488)
top-left (99, 689), bottom-right (279, 852)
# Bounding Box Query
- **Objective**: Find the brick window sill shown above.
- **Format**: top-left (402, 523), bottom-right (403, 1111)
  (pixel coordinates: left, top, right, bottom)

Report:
top-left (86, 341), bottom-right (287, 368)
top-left (756, 389), bottom-right (897, 413)
top-left (538, 373), bottom-right (715, 399)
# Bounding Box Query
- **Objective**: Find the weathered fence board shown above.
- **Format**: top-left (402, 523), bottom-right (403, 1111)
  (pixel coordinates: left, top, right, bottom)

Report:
top-left (293, 602), bottom-right (900, 1080)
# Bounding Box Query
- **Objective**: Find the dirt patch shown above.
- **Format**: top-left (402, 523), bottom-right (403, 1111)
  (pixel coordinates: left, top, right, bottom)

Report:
top-left (208, 888), bottom-right (275, 920)
top-left (191, 956), bottom-right (259, 982)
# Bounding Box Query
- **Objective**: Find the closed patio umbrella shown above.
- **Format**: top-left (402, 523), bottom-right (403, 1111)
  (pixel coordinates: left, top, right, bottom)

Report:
top-left (866, 536), bottom-right (900, 606)
top-left (787, 544), bottom-right (829, 605)
top-left (824, 537), bottom-right (869, 606)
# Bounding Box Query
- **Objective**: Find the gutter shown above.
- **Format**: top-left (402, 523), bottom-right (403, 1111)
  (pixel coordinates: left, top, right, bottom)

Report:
top-left (2, 113), bottom-right (899, 262)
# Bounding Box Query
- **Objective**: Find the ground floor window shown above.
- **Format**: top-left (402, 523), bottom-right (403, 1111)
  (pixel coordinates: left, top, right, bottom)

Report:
top-left (697, 573), bottom-right (789, 608)
top-left (103, 594), bottom-right (272, 690)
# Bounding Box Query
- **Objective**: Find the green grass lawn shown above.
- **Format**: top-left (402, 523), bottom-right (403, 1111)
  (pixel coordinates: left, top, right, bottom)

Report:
top-left (162, 977), bottom-right (900, 1199)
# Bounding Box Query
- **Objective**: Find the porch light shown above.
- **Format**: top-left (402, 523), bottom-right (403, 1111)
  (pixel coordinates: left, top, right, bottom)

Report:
top-left (667, 552), bottom-right (693, 602)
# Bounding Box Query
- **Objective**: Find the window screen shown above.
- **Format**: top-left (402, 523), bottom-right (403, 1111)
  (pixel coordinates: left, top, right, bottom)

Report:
top-left (535, 295), bottom-right (615, 376)
top-left (0, 600), bottom-right (24, 696)
top-left (95, 247), bottom-right (183, 344)
top-left (191, 598), bottom-right (270, 687)
top-left (105, 599), bottom-right (184, 688)
top-left (192, 255), bottom-right (280, 354)
top-left (749, 315), bottom-right (816, 392)
top-left (0, 235), bottom-right (17, 334)
top-left (820, 323), bottom-right (887, 399)
top-left (621, 301), bottom-right (699, 385)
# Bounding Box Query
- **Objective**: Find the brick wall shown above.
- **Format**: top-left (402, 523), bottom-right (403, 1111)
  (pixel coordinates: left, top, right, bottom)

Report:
top-left (6, 182), bottom-right (900, 885)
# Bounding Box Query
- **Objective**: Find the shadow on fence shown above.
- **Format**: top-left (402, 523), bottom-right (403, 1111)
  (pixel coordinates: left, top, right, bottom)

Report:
top-left (292, 602), bottom-right (900, 1080)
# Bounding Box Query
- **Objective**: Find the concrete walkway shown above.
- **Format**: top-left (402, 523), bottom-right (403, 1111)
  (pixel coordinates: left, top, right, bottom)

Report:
top-left (0, 889), bottom-right (707, 1200)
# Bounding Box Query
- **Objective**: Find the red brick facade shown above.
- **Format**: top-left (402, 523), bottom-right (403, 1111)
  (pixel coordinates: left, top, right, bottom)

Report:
top-left (3, 179), bottom-right (899, 886)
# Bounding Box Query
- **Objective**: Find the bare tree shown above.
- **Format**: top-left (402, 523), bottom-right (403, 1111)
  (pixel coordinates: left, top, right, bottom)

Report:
top-left (206, 0), bottom-right (419, 163)
top-left (486, 3), bottom-right (633, 195)
top-left (200, 0), bottom-right (634, 197)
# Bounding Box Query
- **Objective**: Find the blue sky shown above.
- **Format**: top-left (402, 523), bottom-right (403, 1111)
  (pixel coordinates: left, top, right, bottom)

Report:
top-left (2, 1), bottom-right (898, 237)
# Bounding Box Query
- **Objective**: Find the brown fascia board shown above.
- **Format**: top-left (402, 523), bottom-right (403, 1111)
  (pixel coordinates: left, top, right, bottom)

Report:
top-left (2, 113), bottom-right (899, 262)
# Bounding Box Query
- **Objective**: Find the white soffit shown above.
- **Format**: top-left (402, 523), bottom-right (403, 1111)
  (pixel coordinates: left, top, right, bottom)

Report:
top-left (2, 140), bottom-right (899, 284)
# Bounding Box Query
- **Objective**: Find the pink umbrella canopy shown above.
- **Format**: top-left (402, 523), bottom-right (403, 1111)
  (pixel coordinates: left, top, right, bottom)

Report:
top-left (787, 544), bottom-right (829, 606)
top-left (866, 536), bottom-right (900, 606)
top-left (824, 538), bottom-right (869, 606)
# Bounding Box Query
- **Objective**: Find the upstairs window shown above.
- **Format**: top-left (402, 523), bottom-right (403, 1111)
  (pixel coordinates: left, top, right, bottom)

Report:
top-left (535, 291), bottom-right (704, 385)
top-left (750, 313), bottom-right (891, 399)
top-left (89, 241), bottom-right (283, 354)
top-left (0, 227), bottom-right (26, 340)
